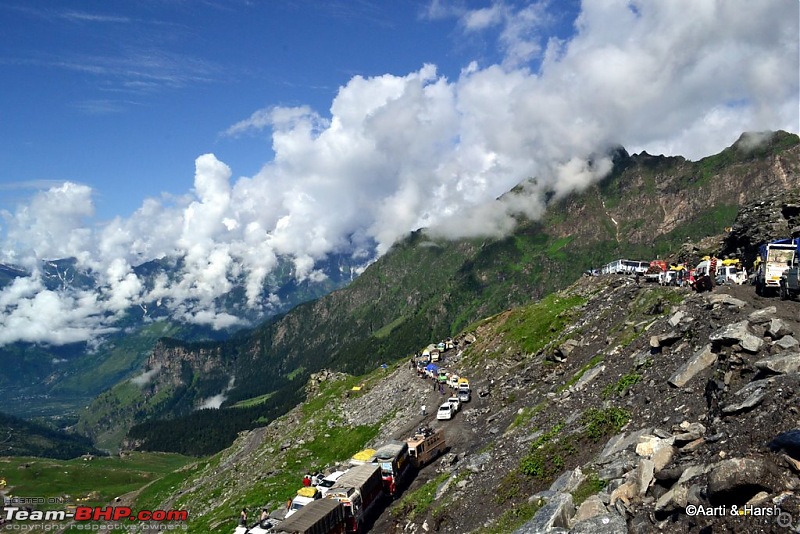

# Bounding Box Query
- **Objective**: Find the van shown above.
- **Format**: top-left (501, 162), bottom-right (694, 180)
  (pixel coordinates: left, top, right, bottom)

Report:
top-left (285, 486), bottom-right (321, 517)
top-left (716, 264), bottom-right (747, 285)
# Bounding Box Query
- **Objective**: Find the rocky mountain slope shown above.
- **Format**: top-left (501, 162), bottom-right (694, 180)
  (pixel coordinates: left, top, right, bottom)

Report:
top-left (94, 131), bottom-right (800, 455)
top-left (136, 265), bottom-right (800, 533)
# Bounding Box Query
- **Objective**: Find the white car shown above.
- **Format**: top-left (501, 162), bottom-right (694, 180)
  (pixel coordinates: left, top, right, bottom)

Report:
top-left (315, 470), bottom-right (346, 497)
top-left (446, 396), bottom-right (460, 412)
top-left (436, 402), bottom-right (453, 420)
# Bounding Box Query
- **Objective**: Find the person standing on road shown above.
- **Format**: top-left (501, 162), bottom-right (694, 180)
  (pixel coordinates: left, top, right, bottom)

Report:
top-left (421, 404), bottom-right (426, 416)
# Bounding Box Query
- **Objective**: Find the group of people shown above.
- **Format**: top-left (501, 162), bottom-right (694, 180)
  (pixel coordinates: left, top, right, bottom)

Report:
top-left (239, 507), bottom-right (270, 527)
top-left (302, 472), bottom-right (323, 487)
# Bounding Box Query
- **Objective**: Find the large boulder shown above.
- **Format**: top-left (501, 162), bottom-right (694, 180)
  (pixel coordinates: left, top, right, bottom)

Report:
top-left (748, 306), bottom-right (777, 325)
top-left (767, 318), bottom-right (794, 339)
top-left (707, 457), bottom-right (781, 505)
top-left (515, 493), bottom-right (574, 533)
top-left (709, 321), bottom-right (763, 353)
top-left (755, 353), bottom-right (800, 374)
top-left (668, 344), bottom-right (718, 388)
top-left (570, 511), bottom-right (627, 533)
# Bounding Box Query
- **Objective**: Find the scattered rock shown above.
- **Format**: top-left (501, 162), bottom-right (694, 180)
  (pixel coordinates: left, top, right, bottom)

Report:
top-left (722, 380), bottom-right (769, 414)
top-left (706, 293), bottom-right (747, 309)
top-left (668, 311), bottom-right (686, 327)
top-left (572, 364), bottom-right (605, 391)
top-left (570, 511), bottom-right (627, 533)
top-left (767, 318), bottom-right (793, 339)
top-left (755, 352), bottom-right (800, 374)
top-left (668, 344), bottom-right (718, 387)
top-left (571, 495), bottom-right (607, 524)
top-left (549, 467), bottom-right (585, 494)
top-left (774, 335), bottom-right (800, 351)
top-left (709, 321), bottom-right (764, 353)
top-left (515, 493), bottom-right (574, 533)
top-left (748, 306), bottom-right (778, 324)
top-left (654, 465), bottom-right (707, 512)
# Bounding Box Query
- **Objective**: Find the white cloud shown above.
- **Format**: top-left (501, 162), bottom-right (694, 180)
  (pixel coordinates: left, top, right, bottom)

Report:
top-left (0, 0), bottom-right (797, 347)
top-left (196, 376), bottom-right (235, 410)
top-left (131, 364), bottom-right (162, 387)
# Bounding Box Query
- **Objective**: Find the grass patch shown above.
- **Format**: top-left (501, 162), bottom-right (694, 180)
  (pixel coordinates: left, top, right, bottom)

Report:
top-left (1, 452), bottom-right (194, 511)
top-left (508, 402), bottom-right (546, 431)
top-left (498, 293), bottom-right (587, 356)
top-left (557, 355), bottom-right (604, 393)
top-left (519, 437), bottom-right (578, 480)
top-left (373, 315), bottom-right (407, 339)
top-left (230, 391), bottom-right (276, 408)
top-left (392, 472), bottom-right (450, 520)
top-left (581, 407), bottom-right (631, 441)
top-left (602, 373), bottom-right (643, 399)
top-left (517, 421), bottom-right (577, 482)
top-left (572, 471), bottom-right (608, 506)
top-left (473, 500), bottom-right (541, 534)
top-left (286, 366), bottom-right (305, 381)
top-left (303, 423), bottom-right (382, 470)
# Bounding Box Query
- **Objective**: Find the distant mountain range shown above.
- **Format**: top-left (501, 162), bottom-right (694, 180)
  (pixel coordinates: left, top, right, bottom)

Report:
top-left (85, 130), bottom-right (799, 455)
top-left (0, 252), bottom-right (367, 424)
top-left (0, 411), bottom-right (102, 459)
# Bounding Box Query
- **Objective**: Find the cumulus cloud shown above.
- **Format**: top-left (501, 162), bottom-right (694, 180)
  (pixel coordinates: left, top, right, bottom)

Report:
top-left (0, 0), bottom-right (797, 347)
top-left (131, 365), bottom-right (162, 387)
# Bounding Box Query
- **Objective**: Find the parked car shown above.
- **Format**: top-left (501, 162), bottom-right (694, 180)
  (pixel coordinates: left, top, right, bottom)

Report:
top-left (315, 470), bottom-right (346, 496)
top-left (436, 402), bottom-right (453, 420)
top-left (446, 396), bottom-right (460, 412)
top-left (457, 389), bottom-right (471, 403)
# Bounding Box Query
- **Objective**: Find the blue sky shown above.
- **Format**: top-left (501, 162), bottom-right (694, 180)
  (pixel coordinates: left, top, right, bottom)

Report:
top-left (0, 0), bottom-right (798, 345)
top-left (0, 0), bottom-right (580, 221)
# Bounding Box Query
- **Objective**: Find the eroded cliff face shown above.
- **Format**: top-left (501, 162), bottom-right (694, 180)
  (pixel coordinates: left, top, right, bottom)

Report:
top-left (553, 132), bottom-right (800, 247)
top-left (722, 190), bottom-right (800, 267)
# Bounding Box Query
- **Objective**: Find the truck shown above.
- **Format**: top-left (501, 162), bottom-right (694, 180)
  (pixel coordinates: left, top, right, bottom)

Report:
top-left (325, 463), bottom-right (384, 533)
top-left (273, 497), bottom-right (346, 534)
top-left (645, 260), bottom-right (667, 283)
top-left (374, 440), bottom-right (412, 498)
top-left (779, 240), bottom-right (800, 300)
top-left (405, 427), bottom-right (446, 469)
top-left (756, 239), bottom-right (797, 296)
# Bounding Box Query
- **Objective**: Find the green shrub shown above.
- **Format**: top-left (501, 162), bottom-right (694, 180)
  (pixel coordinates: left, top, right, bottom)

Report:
top-left (572, 472), bottom-right (608, 505)
top-left (581, 408), bottom-right (630, 441)
top-left (602, 373), bottom-right (642, 399)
